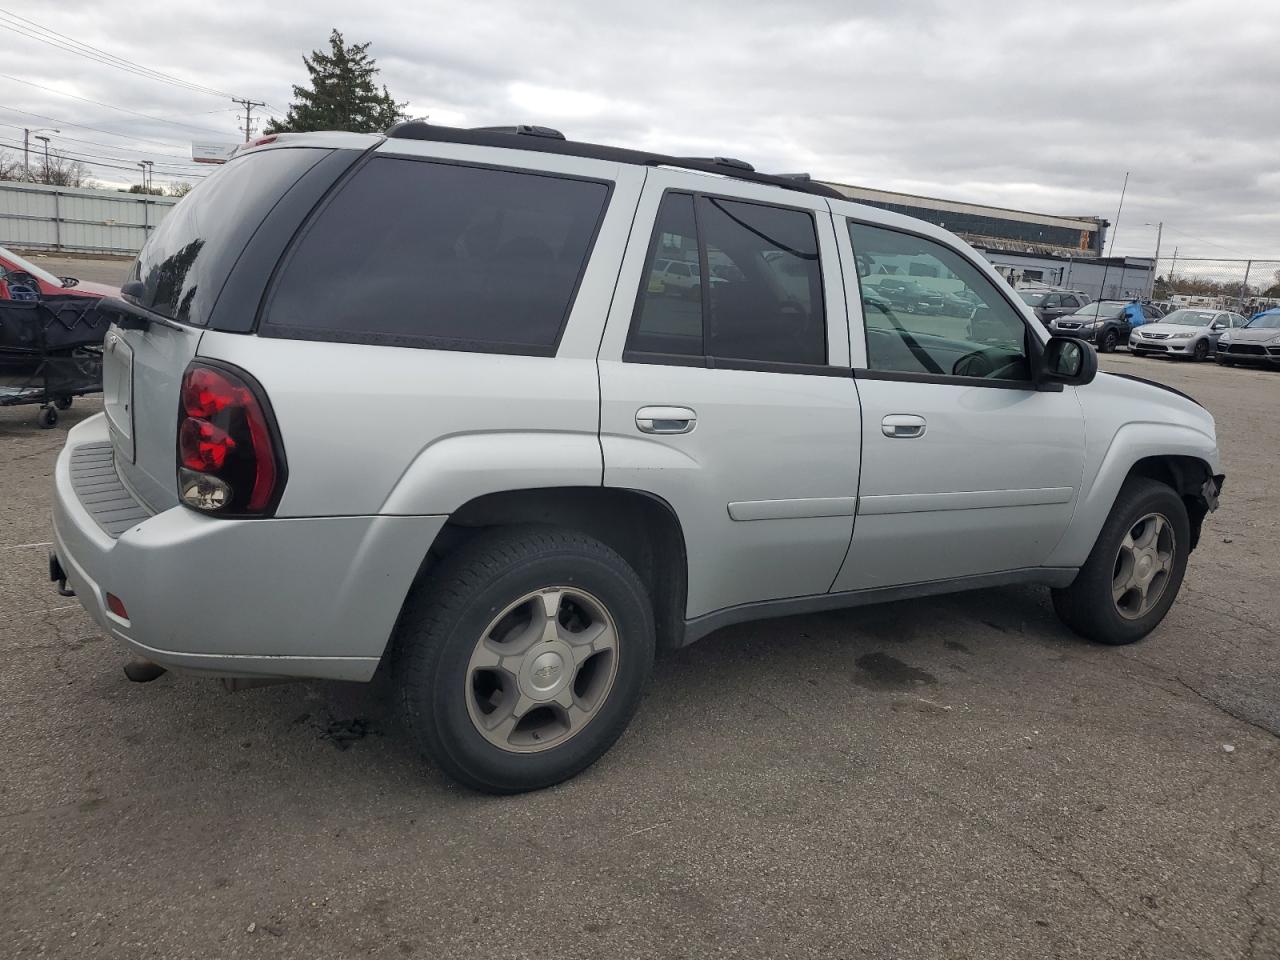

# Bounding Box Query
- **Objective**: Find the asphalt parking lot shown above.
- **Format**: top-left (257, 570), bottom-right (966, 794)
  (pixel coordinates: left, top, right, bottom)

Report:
top-left (2, 296), bottom-right (1277, 958)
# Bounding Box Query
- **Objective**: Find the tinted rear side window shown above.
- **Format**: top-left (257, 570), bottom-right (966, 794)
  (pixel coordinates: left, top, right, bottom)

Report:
top-left (263, 156), bottom-right (611, 355)
top-left (130, 147), bottom-right (329, 325)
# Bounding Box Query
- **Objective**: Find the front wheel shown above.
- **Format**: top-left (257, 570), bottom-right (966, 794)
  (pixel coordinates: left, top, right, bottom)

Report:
top-left (393, 526), bottom-right (655, 793)
top-left (1099, 329), bottom-right (1119, 353)
top-left (1192, 340), bottom-right (1209, 362)
top-left (1051, 477), bottom-right (1190, 645)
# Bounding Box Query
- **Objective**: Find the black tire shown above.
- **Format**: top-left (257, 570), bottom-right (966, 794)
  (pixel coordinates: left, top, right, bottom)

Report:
top-left (54, 396), bottom-right (73, 410)
top-left (393, 526), bottom-right (655, 793)
top-left (1099, 328), bottom-right (1118, 353)
top-left (1217, 356), bottom-right (1234, 366)
top-left (1051, 477), bottom-right (1190, 645)
top-left (1192, 340), bottom-right (1209, 362)
top-left (39, 406), bottom-right (58, 429)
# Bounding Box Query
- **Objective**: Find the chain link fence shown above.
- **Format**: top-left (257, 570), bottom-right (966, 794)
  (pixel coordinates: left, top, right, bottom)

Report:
top-left (1153, 257), bottom-right (1280, 317)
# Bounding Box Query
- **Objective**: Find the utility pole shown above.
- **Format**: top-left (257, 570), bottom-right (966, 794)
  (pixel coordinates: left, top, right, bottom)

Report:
top-left (1144, 221), bottom-right (1163, 299)
top-left (232, 98), bottom-right (266, 143)
top-left (143, 160), bottom-right (154, 191)
top-left (22, 127), bottom-right (58, 181)
top-left (1237, 260), bottom-right (1252, 314)
top-left (35, 135), bottom-right (50, 183)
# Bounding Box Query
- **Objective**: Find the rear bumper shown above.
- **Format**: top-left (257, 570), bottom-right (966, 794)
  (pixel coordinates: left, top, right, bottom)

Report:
top-left (52, 414), bottom-right (445, 681)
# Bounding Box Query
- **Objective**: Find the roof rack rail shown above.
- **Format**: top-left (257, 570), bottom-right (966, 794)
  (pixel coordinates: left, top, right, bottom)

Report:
top-left (775, 172), bottom-right (812, 182)
top-left (679, 156), bottom-right (755, 172)
top-left (383, 121), bottom-right (843, 200)
top-left (471, 124), bottom-right (566, 140)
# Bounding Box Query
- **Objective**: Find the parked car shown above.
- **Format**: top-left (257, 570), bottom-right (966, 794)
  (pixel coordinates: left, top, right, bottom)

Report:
top-left (1018, 289), bottom-right (1090, 324)
top-left (647, 258), bottom-right (701, 297)
top-left (50, 125), bottom-right (1224, 793)
top-left (1046, 300), bottom-right (1134, 353)
top-left (0, 245), bottom-right (120, 300)
top-left (870, 277), bottom-right (945, 315)
top-left (1129, 308), bottom-right (1246, 361)
top-left (1216, 312), bottom-right (1280, 367)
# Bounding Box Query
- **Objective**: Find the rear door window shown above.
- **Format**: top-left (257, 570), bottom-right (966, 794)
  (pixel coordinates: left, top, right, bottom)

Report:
top-left (263, 156), bottom-right (611, 355)
top-left (627, 191), bottom-right (826, 367)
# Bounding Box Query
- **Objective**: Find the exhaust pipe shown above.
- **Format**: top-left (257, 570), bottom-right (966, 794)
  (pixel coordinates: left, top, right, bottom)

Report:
top-left (123, 659), bottom-right (167, 683)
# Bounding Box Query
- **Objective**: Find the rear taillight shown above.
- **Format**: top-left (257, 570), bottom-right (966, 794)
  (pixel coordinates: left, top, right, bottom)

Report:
top-left (177, 361), bottom-right (285, 516)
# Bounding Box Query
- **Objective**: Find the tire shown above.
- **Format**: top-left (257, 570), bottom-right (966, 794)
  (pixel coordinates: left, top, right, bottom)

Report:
top-left (1051, 477), bottom-right (1190, 645)
top-left (393, 526), bottom-right (655, 793)
top-left (55, 396), bottom-right (73, 411)
top-left (39, 406), bottom-right (58, 429)
top-left (1217, 357), bottom-right (1233, 367)
top-left (1099, 329), bottom-right (1118, 353)
top-left (1192, 340), bottom-right (1209, 362)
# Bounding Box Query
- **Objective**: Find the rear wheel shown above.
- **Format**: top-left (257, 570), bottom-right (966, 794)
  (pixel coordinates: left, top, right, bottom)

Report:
top-left (393, 526), bottom-right (655, 793)
top-left (1052, 477), bottom-right (1190, 645)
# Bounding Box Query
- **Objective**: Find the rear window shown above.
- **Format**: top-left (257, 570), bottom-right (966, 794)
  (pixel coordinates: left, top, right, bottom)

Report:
top-left (130, 147), bottom-right (329, 325)
top-left (262, 156), bottom-right (612, 355)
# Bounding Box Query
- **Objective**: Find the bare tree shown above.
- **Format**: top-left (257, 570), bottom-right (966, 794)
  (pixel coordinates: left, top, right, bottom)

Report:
top-left (0, 148), bottom-right (24, 181)
top-left (167, 181), bottom-right (194, 198)
top-left (38, 148), bottom-right (95, 187)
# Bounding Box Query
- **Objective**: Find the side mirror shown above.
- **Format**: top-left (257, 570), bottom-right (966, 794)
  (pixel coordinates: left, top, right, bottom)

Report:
top-left (1040, 336), bottom-right (1097, 387)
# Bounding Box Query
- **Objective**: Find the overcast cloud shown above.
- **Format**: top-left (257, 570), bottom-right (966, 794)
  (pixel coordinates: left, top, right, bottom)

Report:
top-left (3, 0), bottom-right (1278, 259)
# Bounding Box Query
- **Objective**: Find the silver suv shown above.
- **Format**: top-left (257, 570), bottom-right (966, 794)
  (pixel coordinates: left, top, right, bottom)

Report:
top-left (50, 123), bottom-right (1225, 793)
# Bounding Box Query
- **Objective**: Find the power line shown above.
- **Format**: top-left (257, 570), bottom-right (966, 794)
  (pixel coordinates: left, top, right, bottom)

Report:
top-left (0, 73), bottom-right (237, 137)
top-left (0, 8), bottom-right (283, 113)
top-left (0, 7), bottom-right (232, 100)
top-left (0, 121), bottom-right (202, 164)
top-left (0, 104), bottom-right (194, 149)
top-left (0, 135), bottom-right (206, 179)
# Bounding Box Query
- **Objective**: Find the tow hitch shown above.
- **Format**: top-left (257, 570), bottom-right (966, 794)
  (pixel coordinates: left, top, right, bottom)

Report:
top-left (48, 552), bottom-right (75, 597)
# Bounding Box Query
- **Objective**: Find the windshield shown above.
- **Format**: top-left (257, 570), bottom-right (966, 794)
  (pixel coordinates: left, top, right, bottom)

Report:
top-left (1246, 314), bottom-right (1280, 329)
top-left (1019, 292), bottom-right (1047, 306)
top-left (1072, 302), bottom-right (1124, 319)
top-left (0, 245), bottom-right (63, 287)
top-left (1162, 309), bottom-right (1216, 327)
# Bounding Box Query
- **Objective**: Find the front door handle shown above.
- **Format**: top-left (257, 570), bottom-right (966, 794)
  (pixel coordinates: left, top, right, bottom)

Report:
top-left (636, 406), bottom-right (697, 435)
top-left (882, 414), bottom-right (926, 439)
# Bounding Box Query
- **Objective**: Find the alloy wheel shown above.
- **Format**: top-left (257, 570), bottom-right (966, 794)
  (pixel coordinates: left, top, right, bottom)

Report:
top-left (1112, 513), bottom-right (1176, 620)
top-left (465, 587), bottom-right (619, 753)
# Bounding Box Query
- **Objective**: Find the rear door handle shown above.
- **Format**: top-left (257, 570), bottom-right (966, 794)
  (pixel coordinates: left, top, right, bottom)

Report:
top-left (636, 406), bottom-right (696, 435)
top-left (882, 414), bottom-right (926, 439)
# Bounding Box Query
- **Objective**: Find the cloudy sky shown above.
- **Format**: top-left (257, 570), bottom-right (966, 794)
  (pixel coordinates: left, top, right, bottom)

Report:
top-left (3, 0), bottom-right (1277, 261)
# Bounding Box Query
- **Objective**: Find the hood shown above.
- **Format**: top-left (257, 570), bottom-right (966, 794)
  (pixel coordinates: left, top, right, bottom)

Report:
top-left (1224, 326), bottom-right (1280, 344)
top-left (1134, 322), bottom-right (1209, 337)
top-left (1091, 371), bottom-right (1215, 436)
top-left (58, 278), bottom-right (121, 297)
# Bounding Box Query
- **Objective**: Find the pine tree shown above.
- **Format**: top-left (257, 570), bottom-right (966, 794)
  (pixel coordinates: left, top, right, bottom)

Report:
top-left (265, 30), bottom-right (406, 134)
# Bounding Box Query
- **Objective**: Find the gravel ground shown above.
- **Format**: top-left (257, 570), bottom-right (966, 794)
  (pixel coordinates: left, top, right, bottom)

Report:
top-left (1, 328), bottom-right (1277, 958)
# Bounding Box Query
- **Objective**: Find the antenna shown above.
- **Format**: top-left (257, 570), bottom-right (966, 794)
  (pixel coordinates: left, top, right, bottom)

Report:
top-left (1096, 171), bottom-right (1129, 300)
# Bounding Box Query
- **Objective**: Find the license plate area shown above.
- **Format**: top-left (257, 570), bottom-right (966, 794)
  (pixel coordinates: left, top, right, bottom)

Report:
top-left (102, 330), bottom-right (135, 463)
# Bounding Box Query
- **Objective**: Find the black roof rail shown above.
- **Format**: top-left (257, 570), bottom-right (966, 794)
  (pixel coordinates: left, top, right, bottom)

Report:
top-left (383, 121), bottom-right (842, 200)
top-left (471, 124), bottom-right (566, 140)
top-left (775, 172), bottom-right (812, 182)
top-left (679, 156), bottom-right (755, 172)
